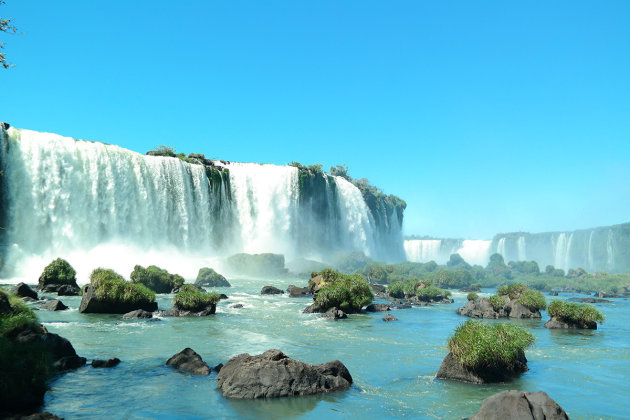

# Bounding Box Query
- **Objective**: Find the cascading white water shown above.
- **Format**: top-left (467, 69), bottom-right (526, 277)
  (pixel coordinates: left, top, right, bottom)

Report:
top-left (497, 237), bottom-right (506, 258)
top-left (587, 230), bottom-right (594, 271)
top-left (334, 177), bottom-right (376, 257)
top-left (457, 240), bottom-right (492, 266)
top-left (517, 236), bottom-right (527, 261)
top-left (404, 240), bottom-right (444, 263)
top-left (227, 162), bottom-right (299, 257)
top-left (0, 127), bottom-right (402, 282)
top-left (607, 229), bottom-right (614, 269)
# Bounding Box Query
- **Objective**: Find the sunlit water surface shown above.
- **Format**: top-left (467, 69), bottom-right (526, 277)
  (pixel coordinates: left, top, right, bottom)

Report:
top-left (24, 277), bottom-right (630, 419)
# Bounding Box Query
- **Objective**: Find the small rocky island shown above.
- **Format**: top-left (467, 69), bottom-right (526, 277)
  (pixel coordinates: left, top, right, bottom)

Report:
top-left (303, 269), bottom-right (374, 318)
top-left (457, 283), bottom-right (546, 319)
top-left (545, 300), bottom-right (605, 329)
top-left (79, 268), bottom-right (158, 314)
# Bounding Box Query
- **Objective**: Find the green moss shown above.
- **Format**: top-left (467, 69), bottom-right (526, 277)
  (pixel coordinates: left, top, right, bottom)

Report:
top-left (447, 320), bottom-right (535, 370)
top-left (130, 265), bottom-right (184, 293)
top-left (38, 258), bottom-right (76, 287)
top-left (173, 285), bottom-right (220, 311)
top-left (489, 294), bottom-right (509, 311)
top-left (313, 268), bottom-right (374, 313)
top-left (91, 268), bottom-right (155, 305)
top-left (547, 300), bottom-right (604, 324)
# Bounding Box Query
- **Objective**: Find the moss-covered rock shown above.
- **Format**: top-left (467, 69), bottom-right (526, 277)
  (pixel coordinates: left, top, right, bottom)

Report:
top-left (162, 285), bottom-right (220, 317)
top-left (545, 300), bottom-right (604, 329)
top-left (38, 258), bottom-right (80, 294)
top-left (195, 267), bottom-right (230, 287)
top-left (79, 268), bottom-right (157, 314)
top-left (130, 265), bottom-right (184, 293)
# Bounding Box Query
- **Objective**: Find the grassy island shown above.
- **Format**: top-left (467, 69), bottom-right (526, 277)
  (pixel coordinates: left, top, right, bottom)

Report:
top-left (489, 283), bottom-right (546, 312)
top-left (448, 320), bottom-right (535, 370)
top-left (309, 268), bottom-right (374, 313)
top-left (387, 279), bottom-right (451, 302)
top-left (547, 300), bottom-right (604, 325)
top-left (38, 258), bottom-right (77, 287)
top-left (174, 285), bottom-right (220, 311)
top-left (130, 265), bottom-right (184, 293)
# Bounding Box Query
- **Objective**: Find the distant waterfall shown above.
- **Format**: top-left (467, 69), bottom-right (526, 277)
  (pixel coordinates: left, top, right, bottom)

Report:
top-left (0, 127), bottom-right (405, 281)
top-left (404, 239), bottom-right (491, 266)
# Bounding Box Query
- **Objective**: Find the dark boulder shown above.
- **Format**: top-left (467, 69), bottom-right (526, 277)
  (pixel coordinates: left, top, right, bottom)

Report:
top-left (436, 352), bottom-right (528, 384)
top-left (261, 286), bottom-right (284, 295)
top-left (549, 290), bottom-right (559, 296)
top-left (79, 284), bottom-right (158, 314)
top-left (382, 314), bottom-right (398, 322)
top-left (39, 299), bottom-right (68, 311)
top-left (122, 309), bottom-right (154, 319)
top-left (3, 413), bottom-right (64, 420)
top-left (166, 348), bottom-right (210, 375)
top-left (322, 307), bottom-right (347, 319)
top-left (544, 317), bottom-right (597, 330)
top-left (0, 292), bottom-right (11, 314)
top-left (370, 284), bottom-right (386, 294)
top-left (595, 291), bottom-right (617, 298)
top-left (219, 294), bottom-right (228, 300)
top-left (195, 267), bottom-right (231, 287)
top-left (1, 121), bottom-right (10, 130)
top-left (466, 390), bottom-right (569, 420)
top-left (213, 363), bottom-right (223, 373)
top-left (231, 304), bottom-right (244, 309)
top-left (217, 349), bottom-right (353, 398)
top-left (286, 285), bottom-right (310, 298)
top-left (10, 283), bottom-right (38, 300)
top-left (57, 284), bottom-right (81, 296)
top-left (365, 303), bottom-right (390, 312)
top-left (92, 357), bottom-right (121, 368)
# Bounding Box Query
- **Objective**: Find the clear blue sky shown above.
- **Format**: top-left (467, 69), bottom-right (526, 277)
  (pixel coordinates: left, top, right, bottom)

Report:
top-left (1, 0), bottom-right (629, 239)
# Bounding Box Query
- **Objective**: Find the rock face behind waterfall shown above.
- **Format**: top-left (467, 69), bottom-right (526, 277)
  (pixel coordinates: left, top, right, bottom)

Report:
top-left (217, 349), bottom-right (353, 398)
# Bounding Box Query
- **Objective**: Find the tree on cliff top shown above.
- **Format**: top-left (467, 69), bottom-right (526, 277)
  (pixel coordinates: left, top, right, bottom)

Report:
top-left (1, 1), bottom-right (18, 69)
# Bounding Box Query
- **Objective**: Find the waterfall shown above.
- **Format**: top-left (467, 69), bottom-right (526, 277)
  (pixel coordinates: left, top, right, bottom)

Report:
top-left (0, 127), bottom-right (405, 282)
top-left (497, 237), bottom-right (506, 258)
top-left (587, 230), bottom-right (594, 271)
top-left (517, 236), bottom-right (527, 261)
top-left (404, 239), bottom-right (445, 263)
top-left (404, 239), bottom-right (491, 266)
top-left (457, 240), bottom-right (492, 266)
top-left (606, 229), bottom-right (614, 269)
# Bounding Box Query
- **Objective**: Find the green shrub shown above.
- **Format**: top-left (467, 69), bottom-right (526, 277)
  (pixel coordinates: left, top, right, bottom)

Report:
top-left (387, 281), bottom-right (405, 298)
top-left (430, 270), bottom-right (473, 288)
top-left (0, 289), bottom-right (39, 336)
top-left (489, 294), bottom-right (509, 311)
top-left (38, 258), bottom-right (76, 287)
top-left (130, 265), bottom-right (184, 293)
top-left (467, 292), bottom-right (479, 301)
top-left (173, 285), bottom-right (220, 311)
top-left (313, 269), bottom-right (374, 313)
top-left (447, 320), bottom-right (535, 370)
top-left (547, 300), bottom-right (605, 324)
top-left (90, 268), bottom-right (155, 305)
top-left (416, 285), bottom-right (451, 301)
top-left (516, 289), bottom-right (546, 311)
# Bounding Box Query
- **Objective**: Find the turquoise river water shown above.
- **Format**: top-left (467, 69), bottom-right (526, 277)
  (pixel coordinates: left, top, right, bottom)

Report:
top-left (20, 276), bottom-right (630, 419)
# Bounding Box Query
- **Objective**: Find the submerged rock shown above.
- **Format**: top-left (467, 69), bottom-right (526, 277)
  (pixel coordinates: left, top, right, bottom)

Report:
top-left (92, 357), bottom-right (121, 368)
top-left (161, 305), bottom-right (216, 317)
top-left (261, 286), bottom-right (284, 295)
top-left (166, 348), bottom-right (210, 375)
top-left (322, 307), bottom-right (347, 319)
top-left (56, 284), bottom-right (81, 296)
top-left (436, 352), bottom-right (528, 384)
top-left (365, 303), bottom-right (390, 312)
top-left (122, 309), bottom-right (154, 319)
top-left (569, 297), bottom-right (612, 304)
top-left (10, 283), bottom-right (38, 300)
top-left (466, 390), bottom-right (569, 420)
top-left (217, 349), bottom-right (352, 398)
top-left (544, 317), bottom-right (597, 330)
top-left (39, 299), bottom-right (68, 311)
top-left (382, 314), bottom-right (398, 322)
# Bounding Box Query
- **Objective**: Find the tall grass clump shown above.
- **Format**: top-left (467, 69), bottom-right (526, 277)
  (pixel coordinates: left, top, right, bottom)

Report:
top-left (90, 268), bottom-right (155, 305)
top-left (173, 285), bottom-right (220, 311)
top-left (313, 269), bottom-right (374, 313)
top-left (547, 300), bottom-right (604, 324)
top-left (447, 320), bottom-right (535, 370)
top-left (130, 265), bottom-right (184, 293)
top-left (38, 258), bottom-right (76, 286)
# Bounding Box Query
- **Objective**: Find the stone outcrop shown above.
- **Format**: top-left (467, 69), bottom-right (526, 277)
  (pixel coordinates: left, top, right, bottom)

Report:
top-left (436, 352), bottom-right (528, 384)
top-left (457, 298), bottom-right (541, 319)
top-left (286, 285), bottom-right (310, 298)
top-left (122, 309), bottom-right (154, 319)
top-left (217, 349), bottom-right (352, 398)
top-left (160, 304), bottom-right (216, 317)
top-left (166, 348), bottom-right (210, 375)
top-left (195, 268), bottom-right (231, 287)
top-left (466, 390), bottom-right (569, 420)
top-left (39, 299), bottom-right (68, 311)
top-left (365, 303), bottom-right (390, 312)
top-left (383, 314), bottom-right (398, 321)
